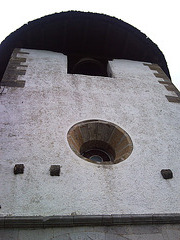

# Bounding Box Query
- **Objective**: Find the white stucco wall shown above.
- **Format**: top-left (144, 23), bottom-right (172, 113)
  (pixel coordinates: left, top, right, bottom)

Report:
top-left (0, 49), bottom-right (180, 216)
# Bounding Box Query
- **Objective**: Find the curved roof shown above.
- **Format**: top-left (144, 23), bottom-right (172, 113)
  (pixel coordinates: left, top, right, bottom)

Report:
top-left (0, 11), bottom-right (170, 81)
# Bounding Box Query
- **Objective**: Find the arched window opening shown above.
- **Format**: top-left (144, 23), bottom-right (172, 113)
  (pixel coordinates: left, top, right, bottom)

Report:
top-left (67, 55), bottom-right (111, 77)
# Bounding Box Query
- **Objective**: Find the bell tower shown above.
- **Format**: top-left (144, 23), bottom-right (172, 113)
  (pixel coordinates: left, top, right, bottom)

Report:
top-left (0, 11), bottom-right (180, 239)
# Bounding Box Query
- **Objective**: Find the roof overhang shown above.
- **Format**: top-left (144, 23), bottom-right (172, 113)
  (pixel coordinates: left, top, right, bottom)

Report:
top-left (0, 11), bottom-right (170, 81)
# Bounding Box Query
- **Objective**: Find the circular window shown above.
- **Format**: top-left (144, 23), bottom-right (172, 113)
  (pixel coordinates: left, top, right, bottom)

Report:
top-left (67, 120), bottom-right (133, 164)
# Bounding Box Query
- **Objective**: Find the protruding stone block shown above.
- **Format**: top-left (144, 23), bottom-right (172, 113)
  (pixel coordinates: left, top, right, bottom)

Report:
top-left (166, 96), bottom-right (180, 103)
top-left (14, 164), bottom-right (24, 174)
top-left (161, 169), bottom-right (173, 179)
top-left (50, 165), bottom-right (60, 176)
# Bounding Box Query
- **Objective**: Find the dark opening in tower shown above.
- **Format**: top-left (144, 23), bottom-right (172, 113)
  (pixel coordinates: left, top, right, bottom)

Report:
top-left (67, 55), bottom-right (111, 77)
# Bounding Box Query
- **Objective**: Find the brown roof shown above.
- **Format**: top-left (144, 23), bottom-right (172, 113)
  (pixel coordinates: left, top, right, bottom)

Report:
top-left (0, 11), bottom-right (170, 81)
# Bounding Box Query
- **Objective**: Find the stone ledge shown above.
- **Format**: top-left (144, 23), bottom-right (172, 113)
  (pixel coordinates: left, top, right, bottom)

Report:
top-left (0, 214), bottom-right (180, 228)
top-left (73, 215), bottom-right (103, 226)
top-left (152, 214), bottom-right (180, 224)
top-left (43, 216), bottom-right (73, 227)
top-left (112, 214), bottom-right (153, 225)
top-left (4, 216), bottom-right (43, 228)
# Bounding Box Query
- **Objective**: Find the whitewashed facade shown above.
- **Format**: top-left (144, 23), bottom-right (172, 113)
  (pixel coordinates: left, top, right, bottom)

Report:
top-left (0, 49), bottom-right (180, 218)
top-left (0, 11), bottom-right (180, 240)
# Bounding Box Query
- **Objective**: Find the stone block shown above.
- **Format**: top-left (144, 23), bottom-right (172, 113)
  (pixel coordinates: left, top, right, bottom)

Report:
top-left (158, 81), bottom-right (171, 84)
top-left (0, 217), bottom-right (4, 228)
top-left (50, 165), bottom-right (60, 176)
top-left (112, 214), bottom-right (133, 225)
top-left (166, 96), bottom-right (180, 103)
top-left (164, 85), bottom-right (177, 92)
top-left (14, 164), bottom-right (24, 174)
top-left (43, 216), bottom-right (73, 227)
top-left (161, 169), bottom-right (173, 179)
top-left (1, 80), bottom-right (25, 88)
top-left (4, 216), bottom-right (43, 228)
top-left (102, 215), bottom-right (113, 225)
top-left (152, 214), bottom-right (180, 224)
top-left (154, 72), bottom-right (169, 80)
top-left (73, 215), bottom-right (103, 226)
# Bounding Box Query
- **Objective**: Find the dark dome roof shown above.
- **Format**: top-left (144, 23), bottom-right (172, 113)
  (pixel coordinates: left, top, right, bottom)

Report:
top-left (0, 11), bottom-right (170, 81)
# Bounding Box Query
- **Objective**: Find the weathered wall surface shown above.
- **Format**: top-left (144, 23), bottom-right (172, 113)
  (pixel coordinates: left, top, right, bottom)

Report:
top-left (0, 49), bottom-right (180, 216)
top-left (1, 224), bottom-right (180, 240)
